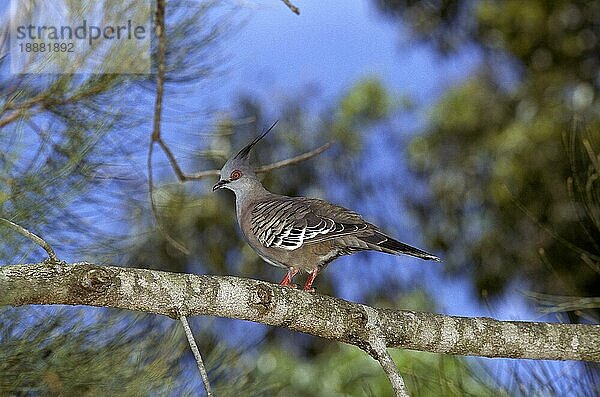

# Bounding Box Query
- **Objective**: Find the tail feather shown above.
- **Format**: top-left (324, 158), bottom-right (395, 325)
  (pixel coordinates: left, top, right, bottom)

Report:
top-left (361, 232), bottom-right (441, 261)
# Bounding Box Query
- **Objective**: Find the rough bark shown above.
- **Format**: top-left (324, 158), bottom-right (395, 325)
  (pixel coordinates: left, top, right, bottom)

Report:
top-left (1, 262), bottom-right (599, 362)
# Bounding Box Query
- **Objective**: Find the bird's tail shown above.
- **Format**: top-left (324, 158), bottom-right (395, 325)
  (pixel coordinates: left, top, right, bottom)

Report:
top-left (361, 232), bottom-right (441, 261)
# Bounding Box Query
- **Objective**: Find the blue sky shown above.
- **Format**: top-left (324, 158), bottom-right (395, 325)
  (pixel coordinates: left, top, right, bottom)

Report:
top-left (224, 0), bottom-right (479, 111)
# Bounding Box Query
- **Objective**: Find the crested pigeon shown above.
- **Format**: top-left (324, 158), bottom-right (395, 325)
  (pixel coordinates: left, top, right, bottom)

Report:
top-left (212, 123), bottom-right (440, 291)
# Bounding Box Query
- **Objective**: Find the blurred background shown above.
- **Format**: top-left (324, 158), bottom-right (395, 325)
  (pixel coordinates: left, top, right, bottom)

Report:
top-left (1, 0), bottom-right (599, 395)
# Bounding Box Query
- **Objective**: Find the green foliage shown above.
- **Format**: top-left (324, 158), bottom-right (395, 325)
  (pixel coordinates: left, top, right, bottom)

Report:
top-left (334, 78), bottom-right (391, 152)
top-left (339, 78), bottom-right (391, 123)
top-left (0, 310), bottom-right (186, 396)
top-left (379, 0), bottom-right (600, 316)
top-left (0, 1), bottom-right (249, 394)
top-left (253, 343), bottom-right (499, 396)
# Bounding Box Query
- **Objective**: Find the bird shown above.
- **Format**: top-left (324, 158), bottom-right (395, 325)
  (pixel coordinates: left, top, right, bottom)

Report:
top-left (212, 122), bottom-right (440, 292)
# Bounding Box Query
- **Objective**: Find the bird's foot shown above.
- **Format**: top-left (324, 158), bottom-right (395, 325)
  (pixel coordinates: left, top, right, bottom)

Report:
top-left (303, 287), bottom-right (316, 293)
top-left (302, 268), bottom-right (319, 293)
top-left (279, 267), bottom-right (299, 288)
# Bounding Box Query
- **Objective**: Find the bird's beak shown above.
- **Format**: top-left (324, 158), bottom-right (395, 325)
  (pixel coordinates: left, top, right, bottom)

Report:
top-left (212, 179), bottom-right (228, 191)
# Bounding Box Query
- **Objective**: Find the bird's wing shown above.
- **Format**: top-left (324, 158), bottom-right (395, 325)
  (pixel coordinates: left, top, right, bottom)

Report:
top-left (250, 196), bottom-right (371, 250)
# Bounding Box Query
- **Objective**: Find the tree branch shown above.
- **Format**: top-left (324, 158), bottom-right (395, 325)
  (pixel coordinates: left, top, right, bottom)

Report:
top-left (281, 0), bottom-right (300, 15)
top-left (180, 315), bottom-right (213, 397)
top-left (186, 141), bottom-right (334, 180)
top-left (147, 0), bottom-right (190, 255)
top-left (362, 306), bottom-right (409, 396)
top-left (152, 0), bottom-right (166, 144)
top-left (368, 342), bottom-right (409, 397)
top-left (255, 141), bottom-right (333, 174)
top-left (0, 218), bottom-right (59, 262)
top-left (1, 262), bottom-right (598, 363)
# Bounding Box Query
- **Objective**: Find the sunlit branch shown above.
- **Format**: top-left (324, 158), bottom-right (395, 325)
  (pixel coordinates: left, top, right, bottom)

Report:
top-left (2, 262), bottom-right (598, 363)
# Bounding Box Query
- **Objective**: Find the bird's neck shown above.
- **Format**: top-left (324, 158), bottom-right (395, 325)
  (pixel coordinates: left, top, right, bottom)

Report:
top-left (234, 178), bottom-right (270, 219)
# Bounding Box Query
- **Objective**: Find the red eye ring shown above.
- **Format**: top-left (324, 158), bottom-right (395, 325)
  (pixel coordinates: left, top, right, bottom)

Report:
top-left (230, 170), bottom-right (242, 180)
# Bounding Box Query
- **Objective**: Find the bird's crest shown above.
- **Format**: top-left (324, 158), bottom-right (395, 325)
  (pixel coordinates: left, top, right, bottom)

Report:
top-left (234, 120), bottom-right (278, 160)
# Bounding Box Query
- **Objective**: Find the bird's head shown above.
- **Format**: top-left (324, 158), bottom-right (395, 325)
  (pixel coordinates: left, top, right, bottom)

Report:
top-left (212, 121), bottom-right (277, 193)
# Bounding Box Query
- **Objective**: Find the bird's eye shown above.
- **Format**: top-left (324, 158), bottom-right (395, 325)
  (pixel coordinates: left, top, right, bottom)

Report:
top-left (230, 170), bottom-right (242, 180)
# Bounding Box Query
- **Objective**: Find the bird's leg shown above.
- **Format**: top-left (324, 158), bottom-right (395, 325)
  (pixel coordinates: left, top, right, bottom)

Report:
top-left (303, 267), bottom-right (320, 292)
top-left (279, 267), bottom-right (299, 288)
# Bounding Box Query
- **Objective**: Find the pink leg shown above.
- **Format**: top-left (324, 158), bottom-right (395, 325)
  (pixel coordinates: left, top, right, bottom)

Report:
top-left (279, 267), bottom-right (299, 288)
top-left (303, 268), bottom-right (319, 292)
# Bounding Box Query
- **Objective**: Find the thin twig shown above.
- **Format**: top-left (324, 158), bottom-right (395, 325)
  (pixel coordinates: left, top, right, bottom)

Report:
top-left (0, 94), bottom-right (47, 129)
top-left (180, 315), bottom-right (213, 397)
top-left (157, 138), bottom-right (188, 182)
top-left (150, 0), bottom-right (188, 183)
top-left (362, 306), bottom-right (410, 396)
top-left (187, 141), bottom-right (334, 180)
top-left (147, 0), bottom-right (322, 251)
top-left (147, 0), bottom-right (189, 254)
top-left (523, 290), bottom-right (600, 313)
top-left (0, 218), bottom-right (59, 262)
top-left (281, 0), bottom-right (300, 15)
top-left (0, 109), bottom-right (26, 129)
top-left (152, 0), bottom-right (166, 143)
top-left (367, 336), bottom-right (409, 397)
top-left (255, 141), bottom-right (333, 173)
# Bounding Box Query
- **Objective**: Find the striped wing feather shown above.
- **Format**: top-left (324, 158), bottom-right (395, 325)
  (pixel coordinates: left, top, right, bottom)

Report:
top-left (251, 197), bottom-right (370, 250)
top-left (250, 196), bottom-right (440, 261)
